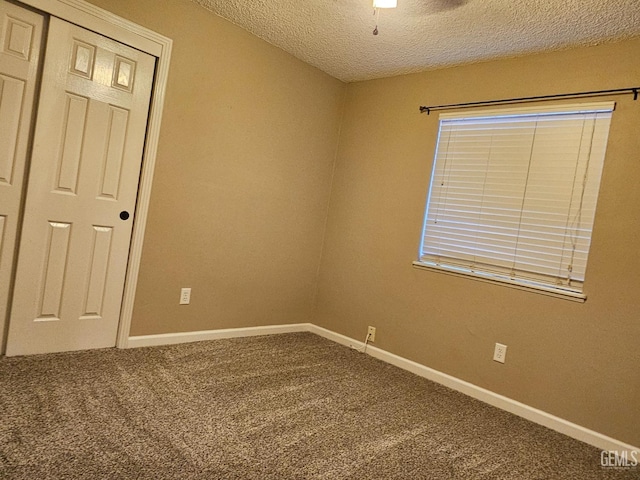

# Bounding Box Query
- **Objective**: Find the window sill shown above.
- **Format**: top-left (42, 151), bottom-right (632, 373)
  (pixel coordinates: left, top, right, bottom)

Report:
top-left (412, 261), bottom-right (586, 303)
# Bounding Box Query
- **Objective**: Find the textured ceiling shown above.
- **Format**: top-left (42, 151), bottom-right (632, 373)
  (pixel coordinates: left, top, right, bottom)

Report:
top-left (192, 0), bottom-right (640, 82)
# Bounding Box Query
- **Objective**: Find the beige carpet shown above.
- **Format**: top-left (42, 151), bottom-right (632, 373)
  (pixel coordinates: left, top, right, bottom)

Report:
top-left (0, 332), bottom-right (636, 479)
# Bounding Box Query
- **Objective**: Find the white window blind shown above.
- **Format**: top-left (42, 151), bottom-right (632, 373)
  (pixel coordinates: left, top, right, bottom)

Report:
top-left (418, 102), bottom-right (614, 297)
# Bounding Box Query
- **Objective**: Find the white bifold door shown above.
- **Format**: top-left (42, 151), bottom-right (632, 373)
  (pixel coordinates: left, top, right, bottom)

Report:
top-left (3, 7), bottom-right (155, 356)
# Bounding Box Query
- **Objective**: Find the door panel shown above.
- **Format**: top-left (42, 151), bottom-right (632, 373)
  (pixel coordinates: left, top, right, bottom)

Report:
top-left (6, 16), bottom-right (155, 356)
top-left (0, 0), bottom-right (44, 353)
top-left (38, 221), bottom-right (72, 319)
top-left (0, 75), bottom-right (25, 184)
top-left (83, 225), bottom-right (113, 318)
top-left (54, 93), bottom-right (88, 194)
top-left (99, 105), bottom-right (128, 199)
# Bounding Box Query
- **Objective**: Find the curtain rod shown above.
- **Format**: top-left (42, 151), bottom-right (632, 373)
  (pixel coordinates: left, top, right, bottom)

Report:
top-left (419, 87), bottom-right (640, 115)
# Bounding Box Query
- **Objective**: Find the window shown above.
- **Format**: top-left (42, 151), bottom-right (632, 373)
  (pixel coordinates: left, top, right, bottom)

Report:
top-left (415, 102), bottom-right (614, 300)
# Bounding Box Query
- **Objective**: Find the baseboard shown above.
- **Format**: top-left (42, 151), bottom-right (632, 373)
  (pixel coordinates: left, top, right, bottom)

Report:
top-left (127, 323), bottom-right (312, 348)
top-left (308, 324), bottom-right (640, 455)
top-left (126, 322), bottom-right (638, 454)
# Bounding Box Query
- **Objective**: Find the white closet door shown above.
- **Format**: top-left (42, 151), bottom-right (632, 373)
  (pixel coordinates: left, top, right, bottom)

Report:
top-left (6, 16), bottom-right (155, 356)
top-left (0, 0), bottom-right (44, 353)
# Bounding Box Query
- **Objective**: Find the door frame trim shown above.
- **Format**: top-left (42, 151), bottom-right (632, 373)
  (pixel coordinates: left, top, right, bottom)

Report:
top-left (17, 0), bottom-right (172, 349)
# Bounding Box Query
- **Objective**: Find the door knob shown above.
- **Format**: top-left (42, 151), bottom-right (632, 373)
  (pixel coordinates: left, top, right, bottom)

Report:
top-left (119, 211), bottom-right (130, 220)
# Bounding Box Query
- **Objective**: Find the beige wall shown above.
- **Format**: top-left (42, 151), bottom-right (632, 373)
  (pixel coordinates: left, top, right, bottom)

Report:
top-left (85, 0), bottom-right (345, 335)
top-left (315, 38), bottom-right (640, 446)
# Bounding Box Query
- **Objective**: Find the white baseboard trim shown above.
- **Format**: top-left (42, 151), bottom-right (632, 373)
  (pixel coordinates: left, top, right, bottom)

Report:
top-left (126, 322), bottom-right (638, 454)
top-left (127, 323), bottom-right (312, 348)
top-left (308, 324), bottom-right (640, 455)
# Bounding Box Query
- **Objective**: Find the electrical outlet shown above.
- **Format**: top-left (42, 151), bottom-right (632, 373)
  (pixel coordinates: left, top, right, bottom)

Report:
top-left (493, 343), bottom-right (507, 363)
top-left (367, 326), bottom-right (376, 343)
top-left (180, 288), bottom-right (191, 305)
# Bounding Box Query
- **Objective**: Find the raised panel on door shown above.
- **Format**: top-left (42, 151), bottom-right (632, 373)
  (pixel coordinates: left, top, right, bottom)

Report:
top-left (37, 221), bottom-right (72, 320)
top-left (0, 0), bottom-right (44, 354)
top-left (5, 16), bottom-right (155, 356)
top-left (0, 74), bottom-right (25, 185)
top-left (54, 93), bottom-right (89, 195)
top-left (82, 225), bottom-right (113, 318)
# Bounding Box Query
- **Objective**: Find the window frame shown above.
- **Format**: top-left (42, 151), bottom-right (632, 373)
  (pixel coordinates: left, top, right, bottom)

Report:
top-left (413, 102), bottom-right (615, 302)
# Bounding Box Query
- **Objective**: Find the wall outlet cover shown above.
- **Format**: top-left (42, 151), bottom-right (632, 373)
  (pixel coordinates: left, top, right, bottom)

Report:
top-left (493, 343), bottom-right (507, 363)
top-left (180, 287), bottom-right (191, 305)
top-left (367, 326), bottom-right (376, 343)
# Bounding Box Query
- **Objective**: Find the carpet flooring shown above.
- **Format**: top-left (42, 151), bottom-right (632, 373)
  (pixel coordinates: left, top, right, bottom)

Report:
top-left (0, 332), bottom-right (637, 479)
